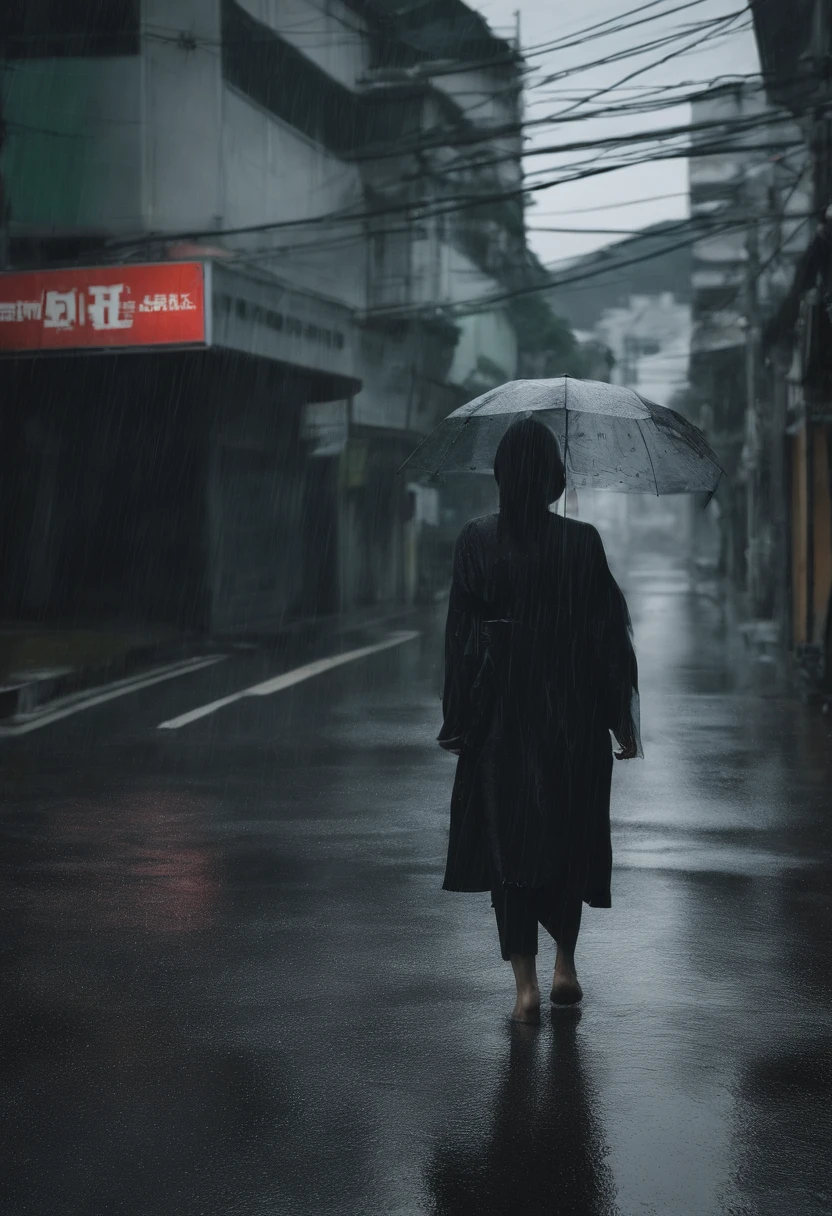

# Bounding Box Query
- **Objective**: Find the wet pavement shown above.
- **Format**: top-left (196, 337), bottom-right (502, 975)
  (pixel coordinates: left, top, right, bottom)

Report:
top-left (2, 552), bottom-right (831, 1215)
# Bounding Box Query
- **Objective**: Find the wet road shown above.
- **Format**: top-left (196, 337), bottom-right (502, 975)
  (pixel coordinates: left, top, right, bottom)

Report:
top-left (2, 553), bottom-right (831, 1215)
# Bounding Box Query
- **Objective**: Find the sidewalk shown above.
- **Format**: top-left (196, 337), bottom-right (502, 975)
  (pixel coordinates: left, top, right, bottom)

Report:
top-left (0, 623), bottom-right (200, 720)
top-left (0, 599), bottom-right (439, 722)
top-left (687, 557), bottom-right (802, 691)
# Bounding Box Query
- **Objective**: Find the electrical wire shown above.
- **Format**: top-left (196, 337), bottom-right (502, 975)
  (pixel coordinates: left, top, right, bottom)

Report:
top-left (4, 0), bottom-right (809, 336)
top-left (384, 104), bottom-right (806, 177)
top-left (0, 0), bottom-right (814, 383)
top-left (436, 192), bottom-right (816, 319)
top-left (533, 8), bottom-right (751, 92)
top-left (93, 138), bottom-right (783, 260)
top-left (96, 109), bottom-right (814, 264)
top-left (357, 216), bottom-right (744, 318)
top-left (138, 0), bottom-right (727, 68)
top-left (2, 5), bottom-right (806, 191)
top-left (354, 66), bottom-right (807, 177)
top-left (533, 191), bottom-right (693, 214)
top-left (527, 212), bottom-right (818, 235)
top-left (224, 201), bottom-right (819, 266)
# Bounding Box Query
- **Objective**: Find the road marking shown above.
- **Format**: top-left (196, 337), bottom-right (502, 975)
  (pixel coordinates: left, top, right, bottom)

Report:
top-left (0, 655), bottom-right (227, 737)
top-left (158, 630), bottom-right (421, 730)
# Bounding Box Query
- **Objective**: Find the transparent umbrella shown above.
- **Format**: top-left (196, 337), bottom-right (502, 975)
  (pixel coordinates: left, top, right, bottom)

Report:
top-left (399, 377), bottom-right (723, 495)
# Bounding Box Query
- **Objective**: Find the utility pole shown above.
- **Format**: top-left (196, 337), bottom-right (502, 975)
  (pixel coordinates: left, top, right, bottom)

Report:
top-left (744, 209), bottom-right (763, 615)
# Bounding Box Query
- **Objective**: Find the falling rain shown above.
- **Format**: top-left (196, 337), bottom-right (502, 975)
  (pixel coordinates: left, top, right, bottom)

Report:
top-left (0, 2), bottom-right (830, 1214)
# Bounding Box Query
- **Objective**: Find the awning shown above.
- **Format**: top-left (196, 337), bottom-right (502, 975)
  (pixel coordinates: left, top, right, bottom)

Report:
top-left (211, 264), bottom-right (361, 396)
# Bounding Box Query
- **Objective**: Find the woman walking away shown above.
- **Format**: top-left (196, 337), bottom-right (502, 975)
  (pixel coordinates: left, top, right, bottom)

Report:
top-left (438, 416), bottom-right (640, 1024)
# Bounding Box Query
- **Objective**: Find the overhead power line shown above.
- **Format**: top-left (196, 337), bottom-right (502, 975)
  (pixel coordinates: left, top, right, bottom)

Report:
top-left (99, 111), bottom-right (815, 264)
top-left (533, 8), bottom-right (750, 92)
top-left (443, 205), bottom-right (813, 318)
top-left (541, 8), bottom-right (751, 119)
top-left (527, 212), bottom-right (819, 235)
top-left (101, 123), bottom-right (811, 261)
top-left (533, 191), bottom-right (693, 215)
top-left (135, 0), bottom-right (724, 68)
top-left (358, 217), bottom-right (742, 319)
top-left (372, 102), bottom-right (806, 171)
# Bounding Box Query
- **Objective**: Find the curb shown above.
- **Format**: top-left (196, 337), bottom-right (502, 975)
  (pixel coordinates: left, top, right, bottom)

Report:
top-left (213, 599), bottom-right (442, 652)
top-left (0, 636), bottom-right (206, 722)
top-left (0, 600), bottom-right (446, 723)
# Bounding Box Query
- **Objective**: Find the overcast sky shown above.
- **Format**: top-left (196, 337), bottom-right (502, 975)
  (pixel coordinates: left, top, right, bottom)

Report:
top-left (472, 0), bottom-right (761, 266)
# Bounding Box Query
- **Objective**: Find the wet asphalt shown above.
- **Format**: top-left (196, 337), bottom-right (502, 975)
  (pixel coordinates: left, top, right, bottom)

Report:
top-left (2, 552), bottom-right (831, 1216)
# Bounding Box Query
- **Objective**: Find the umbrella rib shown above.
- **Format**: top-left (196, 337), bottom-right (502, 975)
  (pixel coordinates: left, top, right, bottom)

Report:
top-left (396, 431), bottom-right (431, 475)
top-left (564, 377), bottom-right (570, 483)
top-left (636, 418), bottom-right (660, 495)
top-left (703, 467), bottom-right (723, 508)
top-left (428, 415), bottom-right (473, 477)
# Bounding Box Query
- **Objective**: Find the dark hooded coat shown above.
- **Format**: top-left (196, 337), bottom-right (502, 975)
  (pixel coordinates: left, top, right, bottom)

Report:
top-left (438, 510), bottom-right (639, 906)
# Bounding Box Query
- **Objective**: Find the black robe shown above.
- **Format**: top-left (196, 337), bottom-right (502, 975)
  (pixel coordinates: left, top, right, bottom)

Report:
top-left (438, 512), bottom-right (639, 906)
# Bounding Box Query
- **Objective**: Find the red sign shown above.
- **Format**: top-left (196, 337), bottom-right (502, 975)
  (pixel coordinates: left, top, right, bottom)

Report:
top-left (0, 262), bottom-right (209, 353)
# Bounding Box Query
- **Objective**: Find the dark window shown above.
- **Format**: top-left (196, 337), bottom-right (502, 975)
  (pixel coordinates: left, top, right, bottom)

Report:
top-left (0, 0), bottom-right (139, 59)
top-left (222, 0), bottom-right (366, 155)
top-left (694, 287), bottom-right (743, 313)
top-left (221, 0), bottom-right (431, 155)
top-left (7, 234), bottom-right (110, 268)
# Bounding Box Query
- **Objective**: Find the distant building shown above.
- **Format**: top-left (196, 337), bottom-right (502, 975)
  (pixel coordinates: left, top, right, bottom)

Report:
top-left (594, 292), bottom-right (691, 407)
top-left (540, 227), bottom-right (693, 406)
top-left (545, 221), bottom-right (694, 333)
top-left (687, 79), bottom-right (810, 601)
top-left (532, 231), bottom-right (692, 540)
top-left (751, 0), bottom-right (832, 696)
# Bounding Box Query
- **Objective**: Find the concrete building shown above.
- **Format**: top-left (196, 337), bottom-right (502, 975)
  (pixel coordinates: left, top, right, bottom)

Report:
top-left (538, 232), bottom-right (693, 545)
top-left (687, 80), bottom-right (810, 608)
top-left (751, 0), bottom-right (832, 698)
top-left (0, 0), bottom-right (524, 634)
top-left (594, 292), bottom-right (692, 408)
top-left (353, 1), bottom-right (524, 599)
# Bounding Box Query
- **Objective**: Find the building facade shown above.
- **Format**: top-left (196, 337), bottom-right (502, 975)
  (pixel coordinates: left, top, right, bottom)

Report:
top-left (752, 0), bottom-right (832, 696)
top-left (687, 80), bottom-right (810, 612)
top-left (0, 0), bottom-right (524, 634)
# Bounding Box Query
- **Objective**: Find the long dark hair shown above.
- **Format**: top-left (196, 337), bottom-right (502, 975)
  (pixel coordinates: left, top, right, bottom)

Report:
top-left (494, 416), bottom-right (566, 542)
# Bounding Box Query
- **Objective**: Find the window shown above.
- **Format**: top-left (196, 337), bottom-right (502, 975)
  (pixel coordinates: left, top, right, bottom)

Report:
top-left (221, 0), bottom-right (365, 155)
top-left (694, 287), bottom-right (743, 314)
top-left (1, 0), bottom-right (139, 58)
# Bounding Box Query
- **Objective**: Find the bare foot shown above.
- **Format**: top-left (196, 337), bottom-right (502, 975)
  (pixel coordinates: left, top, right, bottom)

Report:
top-left (511, 985), bottom-right (542, 1023)
top-left (550, 952), bottom-right (583, 1006)
top-left (508, 954), bottom-right (541, 1023)
top-left (550, 974), bottom-right (582, 1006)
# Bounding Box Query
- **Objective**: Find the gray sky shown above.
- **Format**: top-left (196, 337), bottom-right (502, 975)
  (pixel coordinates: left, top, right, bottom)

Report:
top-left (472, 0), bottom-right (761, 266)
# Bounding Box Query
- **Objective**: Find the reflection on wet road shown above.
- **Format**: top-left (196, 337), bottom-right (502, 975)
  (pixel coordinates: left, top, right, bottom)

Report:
top-left (2, 555), bottom-right (831, 1214)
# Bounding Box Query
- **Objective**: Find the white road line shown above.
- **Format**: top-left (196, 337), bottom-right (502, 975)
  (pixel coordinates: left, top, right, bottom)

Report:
top-left (0, 655), bottom-right (227, 737)
top-left (158, 630), bottom-right (421, 730)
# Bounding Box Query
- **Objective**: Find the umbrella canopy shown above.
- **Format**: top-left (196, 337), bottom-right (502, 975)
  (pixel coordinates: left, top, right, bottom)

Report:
top-left (400, 377), bottom-right (723, 494)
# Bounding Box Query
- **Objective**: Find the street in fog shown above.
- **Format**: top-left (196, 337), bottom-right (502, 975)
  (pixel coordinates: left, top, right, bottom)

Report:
top-left (2, 548), bottom-right (830, 1216)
